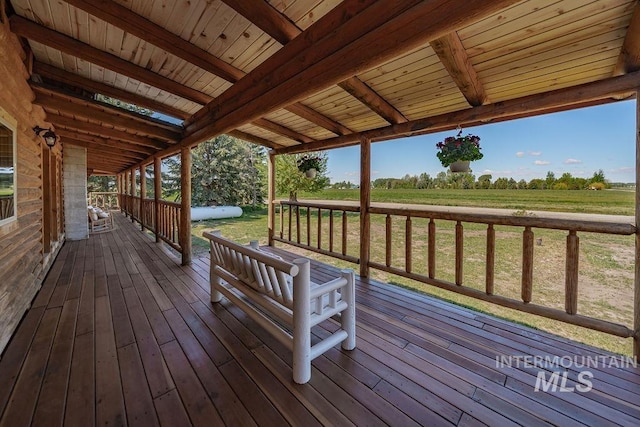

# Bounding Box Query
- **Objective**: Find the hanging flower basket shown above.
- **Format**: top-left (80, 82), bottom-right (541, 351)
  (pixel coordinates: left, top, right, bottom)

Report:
top-left (436, 131), bottom-right (483, 170)
top-left (297, 154), bottom-right (322, 178)
top-left (449, 160), bottom-right (470, 173)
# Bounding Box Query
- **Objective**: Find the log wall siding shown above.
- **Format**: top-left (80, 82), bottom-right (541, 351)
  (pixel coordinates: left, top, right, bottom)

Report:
top-left (0, 20), bottom-right (63, 355)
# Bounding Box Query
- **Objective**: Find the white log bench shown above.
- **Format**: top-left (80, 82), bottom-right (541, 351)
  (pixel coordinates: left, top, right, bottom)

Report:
top-left (203, 231), bottom-right (356, 384)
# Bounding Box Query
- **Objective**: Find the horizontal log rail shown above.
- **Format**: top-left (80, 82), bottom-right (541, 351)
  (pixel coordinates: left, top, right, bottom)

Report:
top-left (275, 200), bottom-right (360, 264)
top-left (276, 200), bottom-right (637, 340)
top-left (120, 193), bottom-right (182, 252)
top-left (88, 191), bottom-right (119, 210)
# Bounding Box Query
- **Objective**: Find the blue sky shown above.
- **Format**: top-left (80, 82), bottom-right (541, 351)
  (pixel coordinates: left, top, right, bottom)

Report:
top-left (326, 100), bottom-right (637, 184)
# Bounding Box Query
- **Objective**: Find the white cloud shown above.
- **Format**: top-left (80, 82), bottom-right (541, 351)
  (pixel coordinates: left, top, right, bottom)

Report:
top-left (563, 158), bottom-right (582, 164)
top-left (528, 151), bottom-right (542, 156)
top-left (515, 151), bottom-right (525, 158)
top-left (534, 160), bottom-right (550, 165)
top-left (609, 166), bottom-right (634, 174)
top-left (344, 171), bottom-right (358, 177)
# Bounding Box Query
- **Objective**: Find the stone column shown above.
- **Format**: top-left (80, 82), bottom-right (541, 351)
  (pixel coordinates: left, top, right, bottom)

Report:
top-left (63, 144), bottom-right (88, 240)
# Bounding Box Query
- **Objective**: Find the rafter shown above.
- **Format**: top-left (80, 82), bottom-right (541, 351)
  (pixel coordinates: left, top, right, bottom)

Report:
top-left (55, 129), bottom-right (156, 155)
top-left (49, 115), bottom-right (169, 149)
top-left (66, 0), bottom-right (349, 137)
top-left (253, 118), bottom-right (314, 144)
top-left (614, 2), bottom-right (640, 76)
top-left (226, 130), bottom-right (284, 150)
top-left (183, 0), bottom-right (520, 148)
top-left (430, 31), bottom-right (487, 107)
top-left (10, 15), bottom-right (212, 105)
top-left (273, 70), bottom-right (640, 155)
top-left (283, 103), bottom-right (351, 136)
top-left (32, 62), bottom-right (190, 120)
top-left (220, 0), bottom-right (405, 126)
top-left (33, 89), bottom-right (182, 142)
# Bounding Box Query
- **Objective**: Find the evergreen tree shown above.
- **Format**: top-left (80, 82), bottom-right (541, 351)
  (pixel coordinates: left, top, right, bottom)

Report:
top-left (276, 152), bottom-right (329, 200)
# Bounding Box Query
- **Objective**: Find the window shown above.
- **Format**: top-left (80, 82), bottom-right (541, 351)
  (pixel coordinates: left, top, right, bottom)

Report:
top-left (0, 115), bottom-right (16, 225)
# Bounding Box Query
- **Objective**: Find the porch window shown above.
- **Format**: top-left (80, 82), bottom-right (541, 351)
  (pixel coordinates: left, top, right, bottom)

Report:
top-left (0, 115), bottom-right (16, 225)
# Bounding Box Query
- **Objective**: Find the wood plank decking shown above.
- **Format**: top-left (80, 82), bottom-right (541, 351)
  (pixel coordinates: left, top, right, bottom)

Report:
top-left (1, 212), bottom-right (639, 426)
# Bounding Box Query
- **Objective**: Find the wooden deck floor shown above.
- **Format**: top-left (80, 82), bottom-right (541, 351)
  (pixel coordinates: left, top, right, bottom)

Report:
top-left (1, 213), bottom-right (639, 426)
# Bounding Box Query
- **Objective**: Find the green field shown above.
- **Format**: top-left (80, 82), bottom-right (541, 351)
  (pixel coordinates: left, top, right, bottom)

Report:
top-left (191, 189), bottom-right (636, 355)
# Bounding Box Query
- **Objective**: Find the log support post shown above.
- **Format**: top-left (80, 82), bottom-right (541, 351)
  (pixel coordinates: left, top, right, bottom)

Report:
top-left (154, 156), bottom-right (162, 243)
top-left (360, 136), bottom-right (371, 278)
top-left (268, 151), bottom-right (276, 246)
top-left (634, 90), bottom-right (640, 357)
top-left (180, 147), bottom-right (192, 265)
top-left (130, 168), bottom-right (135, 222)
top-left (139, 163), bottom-right (146, 231)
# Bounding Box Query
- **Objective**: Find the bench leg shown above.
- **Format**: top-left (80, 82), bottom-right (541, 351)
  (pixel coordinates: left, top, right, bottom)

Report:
top-left (210, 268), bottom-right (223, 303)
top-left (293, 259), bottom-right (311, 384)
top-left (340, 269), bottom-right (356, 351)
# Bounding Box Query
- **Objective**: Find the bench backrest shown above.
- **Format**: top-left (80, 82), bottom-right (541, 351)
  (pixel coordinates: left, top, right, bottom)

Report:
top-left (204, 231), bottom-right (300, 309)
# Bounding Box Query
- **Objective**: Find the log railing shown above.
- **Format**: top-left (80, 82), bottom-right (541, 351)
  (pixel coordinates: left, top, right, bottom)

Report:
top-left (120, 195), bottom-right (182, 252)
top-left (278, 200), bottom-right (637, 341)
top-left (88, 191), bottom-right (119, 210)
top-left (275, 200), bottom-right (360, 264)
top-left (156, 200), bottom-right (181, 251)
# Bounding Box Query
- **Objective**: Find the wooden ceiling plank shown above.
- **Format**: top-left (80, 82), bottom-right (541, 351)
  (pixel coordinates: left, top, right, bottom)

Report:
top-left (284, 103), bottom-right (352, 136)
top-left (252, 118), bottom-right (315, 144)
top-left (55, 129), bottom-right (156, 155)
top-left (32, 61), bottom-right (190, 120)
top-left (61, 138), bottom-right (146, 160)
top-left (614, 2), bottom-right (640, 75)
top-left (30, 82), bottom-right (183, 132)
top-left (184, 0), bottom-right (521, 147)
top-left (63, 0), bottom-right (244, 83)
top-left (227, 130), bottom-right (284, 150)
top-left (9, 15), bottom-right (211, 105)
top-left (273, 69), bottom-right (640, 155)
top-left (64, 0), bottom-right (344, 137)
top-left (34, 92), bottom-right (181, 142)
top-left (220, 0), bottom-right (299, 45)
top-left (221, 0), bottom-right (407, 127)
top-left (48, 114), bottom-right (169, 149)
top-left (337, 78), bottom-right (407, 124)
top-left (430, 31), bottom-right (487, 107)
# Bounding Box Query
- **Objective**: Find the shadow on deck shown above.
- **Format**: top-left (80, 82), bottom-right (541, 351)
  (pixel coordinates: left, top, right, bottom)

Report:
top-left (0, 212), bottom-right (639, 426)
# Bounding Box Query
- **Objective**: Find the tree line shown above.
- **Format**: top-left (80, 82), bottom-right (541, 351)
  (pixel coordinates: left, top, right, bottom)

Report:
top-left (367, 170), bottom-right (610, 191)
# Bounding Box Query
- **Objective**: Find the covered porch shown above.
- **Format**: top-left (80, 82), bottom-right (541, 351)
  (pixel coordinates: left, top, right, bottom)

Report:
top-left (1, 211), bottom-right (639, 426)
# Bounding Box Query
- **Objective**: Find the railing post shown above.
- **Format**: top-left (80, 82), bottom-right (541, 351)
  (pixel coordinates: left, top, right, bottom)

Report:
top-left (180, 146), bottom-right (192, 265)
top-left (154, 156), bottom-right (161, 242)
top-left (360, 136), bottom-right (371, 277)
top-left (634, 90), bottom-right (640, 357)
top-left (139, 164), bottom-right (146, 231)
top-left (268, 151), bottom-right (276, 246)
top-left (486, 224), bottom-right (495, 295)
top-left (130, 168), bottom-right (135, 222)
top-left (455, 221), bottom-right (463, 285)
top-left (522, 226), bottom-right (534, 303)
top-left (565, 230), bottom-right (579, 315)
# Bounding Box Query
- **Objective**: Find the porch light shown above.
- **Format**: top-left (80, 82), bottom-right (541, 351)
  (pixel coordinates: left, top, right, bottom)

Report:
top-left (33, 126), bottom-right (58, 148)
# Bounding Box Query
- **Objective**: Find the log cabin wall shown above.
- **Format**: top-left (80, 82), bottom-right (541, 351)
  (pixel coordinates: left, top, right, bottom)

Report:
top-left (0, 17), bottom-right (63, 355)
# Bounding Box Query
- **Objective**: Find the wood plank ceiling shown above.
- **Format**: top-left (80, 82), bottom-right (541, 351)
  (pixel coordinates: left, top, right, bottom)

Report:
top-left (5, 0), bottom-right (640, 174)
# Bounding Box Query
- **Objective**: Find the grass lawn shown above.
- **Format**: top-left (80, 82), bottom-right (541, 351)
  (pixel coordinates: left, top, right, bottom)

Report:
top-left (190, 189), bottom-right (635, 355)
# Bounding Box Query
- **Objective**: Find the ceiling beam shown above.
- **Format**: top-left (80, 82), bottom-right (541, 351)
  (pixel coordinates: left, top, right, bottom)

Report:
top-left (63, 0), bottom-right (243, 83)
top-left (337, 79), bottom-right (407, 124)
top-left (226, 130), bottom-right (284, 150)
top-left (183, 0), bottom-right (520, 147)
top-left (65, 0), bottom-right (347, 137)
top-left (430, 31), bottom-right (487, 107)
top-left (9, 15), bottom-right (212, 105)
top-left (273, 70), bottom-right (640, 155)
top-left (253, 118), bottom-right (314, 144)
top-left (34, 91), bottom-right (182, 142)
top-left (33, 62), bottom-right (190, 120)
top-left (55, 129), bottom-right (155, 155)
top-left (614, 2), bottom-right (640, 76)
top-left (61, 137), bottom-right (147, 160)
top-left (283, 103), bottom-right (351, 136)
top-left (221, 0), bottom-right (405, 126)
top-left (49, 114), bottom-right (169, 149)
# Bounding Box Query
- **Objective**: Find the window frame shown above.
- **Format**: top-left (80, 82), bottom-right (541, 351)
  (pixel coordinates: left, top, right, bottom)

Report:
top-left (0, 112), bottom-right (17, 227)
